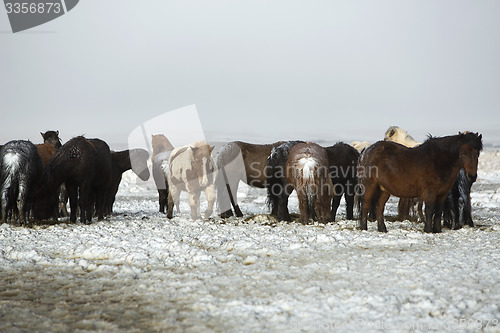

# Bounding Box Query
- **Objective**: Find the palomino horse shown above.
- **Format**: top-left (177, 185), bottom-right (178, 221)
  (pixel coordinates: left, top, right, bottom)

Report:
top-left (286, 142), bottom-right (333, 224)
top-left (0, 140), bottom-right (42, 225)
top-left (384, 126), bottom-right (421, 147)
top-left (215, 141), bottom-right (284, 218)
top-left (105, 149), bottom-right (150, 215)
top-left (167, 141), bottom-right (215, 220)
top-left (358, 132), bottom-right (482, 233)
top-left (151, 134), bottom-right (174, 213)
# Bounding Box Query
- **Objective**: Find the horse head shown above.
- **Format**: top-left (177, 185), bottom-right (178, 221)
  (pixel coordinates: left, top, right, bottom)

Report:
top-left (458, 132), bottom-right (483, 182)
top-left (130, 149), bottom-right (151, 181)
top-left (151, 134), bottom-right (174, 161)
top-left (41, 130), bottom-right (62, 149)
top-left (190, 143), bottom-right (214, 188)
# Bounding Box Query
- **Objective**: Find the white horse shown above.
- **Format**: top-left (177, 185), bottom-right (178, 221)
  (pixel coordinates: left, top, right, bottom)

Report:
top-left (167, 141), bottom-right (215, 220)
top-left (350, 141), bottom-right (371, 153)
top-left (384, 126), bottom-right (421, 148)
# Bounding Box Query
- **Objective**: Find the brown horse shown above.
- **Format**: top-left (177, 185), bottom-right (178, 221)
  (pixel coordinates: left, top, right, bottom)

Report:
top-left (286, 142), bottom-right (333, 224)
top-left (215, 141), bottom-right (285, 218)
top-left (36, 143), bottom-right (56, 167)
top-left (358, 132), bottom-right (482, 233)
top-left (151, 134), bottom-right (174, 162)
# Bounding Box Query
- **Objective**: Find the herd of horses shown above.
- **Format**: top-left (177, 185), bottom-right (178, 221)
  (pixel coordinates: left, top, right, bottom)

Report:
top-left (0, 127), bottom-right (483, 233)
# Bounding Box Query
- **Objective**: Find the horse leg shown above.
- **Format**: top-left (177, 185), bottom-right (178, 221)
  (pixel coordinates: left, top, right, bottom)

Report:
top-left (16, 184), bottom-right (26, 225)
top-left (188, 189), bottom-right (201, 220)
top-left (78, 182), bottom-right (91, 224)
top-left (330, 190), bottom-right (341, 222)
top-left (297, 190), bottom-right (309, 225)
top-left (204, 184), bottom-right (216, 219)
top-left (66, 184), bottom-right (78, 223)
top-left (423, 201), bottom-right (434, 233)
top-left (360, 182), bottom-right (377, 230)
top-left (432, 200), bottom-right (444, 233)
top-left (375, 191), bottom-right (390, 232)
top-left (1, 189), bottom-right (8, 224)
top-left (167, 186), bottom-right (179, 219)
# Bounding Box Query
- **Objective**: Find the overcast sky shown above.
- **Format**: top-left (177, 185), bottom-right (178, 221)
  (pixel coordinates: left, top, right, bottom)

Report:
top-left (1, 0), bottom-right (499, 148)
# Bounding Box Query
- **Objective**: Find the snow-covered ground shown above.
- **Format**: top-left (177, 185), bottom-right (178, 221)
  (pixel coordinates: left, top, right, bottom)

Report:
top-left (0, 149), bottom-right (499, 332)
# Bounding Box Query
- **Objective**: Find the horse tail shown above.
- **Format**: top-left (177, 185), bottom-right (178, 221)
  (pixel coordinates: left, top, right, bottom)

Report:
top-left (265, 147), bottom-right (282, 214)
top-left (354, 181), bottom-right (363, 220)
top-left (300, 156), bottom-right (318, 217)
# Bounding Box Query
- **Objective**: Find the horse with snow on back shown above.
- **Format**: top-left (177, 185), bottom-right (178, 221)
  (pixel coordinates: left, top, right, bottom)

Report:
top-left (35, 136), bottom-right (111, 223)
top-left (358, 132), bottom-right (482, 233)
top-left (0, 140), bottom-right (42, 225)
top-left (286, 142), bottom-right (333, 224)
top-left (167, 141), bottom-right (215, 220)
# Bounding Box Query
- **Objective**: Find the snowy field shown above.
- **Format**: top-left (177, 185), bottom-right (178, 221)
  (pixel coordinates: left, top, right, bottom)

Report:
top-left (0, 149), bottom-right (499, 332)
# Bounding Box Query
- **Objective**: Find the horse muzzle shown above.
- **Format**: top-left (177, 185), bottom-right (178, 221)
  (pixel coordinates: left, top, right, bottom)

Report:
top-left (467, 173), bottom-right (477, 183)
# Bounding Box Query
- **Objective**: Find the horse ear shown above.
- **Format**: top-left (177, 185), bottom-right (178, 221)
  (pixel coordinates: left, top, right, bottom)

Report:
top-left (56, 130), bottom-right (59, 136)
top-left (40, 132), bottom-right (44, 138)
top-left (458, 131), bottom-right (463, 135)
top-left (479, 134), bottom-right (482, 140)
top-left (209, 145), bottom-right (215, 153)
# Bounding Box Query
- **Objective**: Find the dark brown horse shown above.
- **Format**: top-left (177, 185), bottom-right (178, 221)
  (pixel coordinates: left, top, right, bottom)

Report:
top-left (105, 149), bottom-right (150, 215)
top-left (35, 136), bottom-right (111, 223)
top-left (325, 143), bottom-right (360, 221)
top-left (151, 134), bottom-right (174, 213)
top-left (286, 142), bottom-right (333, 224)
top-left (358, 132), bottom-right (482, 233)
top-left (215, 141), bottom-right (284, 218)
top-left (41, 130), bottom-right (62, 149)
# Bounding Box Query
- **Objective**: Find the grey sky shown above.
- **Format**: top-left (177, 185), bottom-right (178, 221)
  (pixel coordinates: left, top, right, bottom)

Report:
top-left (1, 0), bottom-right (499, 148)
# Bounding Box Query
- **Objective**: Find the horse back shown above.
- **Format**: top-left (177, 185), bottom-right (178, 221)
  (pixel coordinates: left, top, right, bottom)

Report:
top-left (236, 141), bottom-right (285, 187)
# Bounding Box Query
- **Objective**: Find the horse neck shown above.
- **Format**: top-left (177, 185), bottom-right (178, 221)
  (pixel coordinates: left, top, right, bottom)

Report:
top-left (422, 138), bottom-right (463, 177)
top-left (113, 150), bottom-right (132, 172)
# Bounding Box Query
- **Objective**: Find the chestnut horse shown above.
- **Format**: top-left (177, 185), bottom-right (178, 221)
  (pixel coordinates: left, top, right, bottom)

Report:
top-left (286, 142), bottom-right (333, 224)
top-left (215, 141), bottom-right (285, 218)
top-left (358, 132), bottom-right (482, 233)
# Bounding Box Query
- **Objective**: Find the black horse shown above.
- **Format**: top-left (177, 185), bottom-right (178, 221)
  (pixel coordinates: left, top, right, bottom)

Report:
top-left (266, 140), bottom-right (304, 221)
top-left (0, 140), bottom-right (42, 225)
top-left (35, 136), bottom-right (111, 223)
top-left (325, 143), bottom-right (360, 221)
top-left (152, 151), bottom-right (171, 213)
top-left (443, 168), bottom-right (474, 229)
top-left (105, 149), bottom-right (150, 215)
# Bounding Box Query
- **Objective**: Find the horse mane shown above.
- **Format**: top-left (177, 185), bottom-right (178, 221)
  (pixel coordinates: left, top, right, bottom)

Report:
top-left (423, 132), bottom-right (483, 153)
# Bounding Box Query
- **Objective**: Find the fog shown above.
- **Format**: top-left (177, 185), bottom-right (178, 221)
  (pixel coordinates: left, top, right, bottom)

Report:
top-left (1, 0), bottom-right (499, 148)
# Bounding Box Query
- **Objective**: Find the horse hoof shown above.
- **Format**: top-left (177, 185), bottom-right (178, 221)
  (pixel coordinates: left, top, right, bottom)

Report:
top-left (378, 226), bottom-right (388, 233)
top-left (220, 210), bottom-right (233, 219)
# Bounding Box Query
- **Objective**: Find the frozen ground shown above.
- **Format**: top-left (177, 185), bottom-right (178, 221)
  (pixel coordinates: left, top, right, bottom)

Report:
top-left (0, 149), bottom-right (499, 332)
